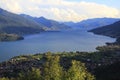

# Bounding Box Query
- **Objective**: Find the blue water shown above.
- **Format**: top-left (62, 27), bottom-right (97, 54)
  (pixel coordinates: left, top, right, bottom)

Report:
top-left (0, 30), bottom-right (115, 62)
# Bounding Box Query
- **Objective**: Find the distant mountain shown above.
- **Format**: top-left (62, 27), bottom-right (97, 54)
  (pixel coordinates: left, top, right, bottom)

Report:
top-left (90, 21), bottom-right (120, 38)
top-left (20, 14), bottom-right (71, 30)
top-left (61, 21), bottom-right (75, 27)
top-left (0, 8), bottom-right (45, 35)
top-left (64, 18), bottom-right (120, 30)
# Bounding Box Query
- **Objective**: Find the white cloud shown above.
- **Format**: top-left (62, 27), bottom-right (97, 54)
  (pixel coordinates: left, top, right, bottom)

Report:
top-left (0, 0), bottom-right (22, 13)
top-left (0, 0), bottom-right (120, 22)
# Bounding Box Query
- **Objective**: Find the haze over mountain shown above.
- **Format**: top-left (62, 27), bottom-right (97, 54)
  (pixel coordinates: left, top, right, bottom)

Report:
top-left (90, 20), bottom-right (120, 38)
top-left (0, 7), bottom-right (120, 37)
top-left (20, 14), bottom-right (71, 30)
top-left (0, 8), bottom-right (45, 35)
top-left (64, 18), bottom-right (120, 30)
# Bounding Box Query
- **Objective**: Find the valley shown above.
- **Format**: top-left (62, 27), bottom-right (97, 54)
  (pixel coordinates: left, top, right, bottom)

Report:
top-left (0, 6), bottom-right (120, 80)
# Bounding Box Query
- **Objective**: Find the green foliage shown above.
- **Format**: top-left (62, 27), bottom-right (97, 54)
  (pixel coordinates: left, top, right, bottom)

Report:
top-left (18, 68), bottom-right (41, 80)
top-left (0, 53), bottom-right (95, 80)
top-left (43, 53), bottom-right (63, 80)
top-left (0, 77), bottom-right (9, 80)
top-left (64, 60), bottom-right (95, 80)
top-left (95, 61), bottom-right (120, 80)
top-left (96, 45), bottom-right (120, 52)
top-left (42, 54), bottom-right (95, 80)
top-left (0, 78), bottom-right (16, 80)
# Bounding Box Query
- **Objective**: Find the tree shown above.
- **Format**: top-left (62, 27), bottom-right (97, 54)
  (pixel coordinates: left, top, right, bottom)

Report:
top-left (43, 54), bottom-right (63, 80)
top-left (18, 68), bottom-right (41, 80)
top-left (0, 53), bottom-right (95, 80)
top-left (0, 78), bottom-right (9, 80)
top-left (64, 60), bottom-right (95, 80)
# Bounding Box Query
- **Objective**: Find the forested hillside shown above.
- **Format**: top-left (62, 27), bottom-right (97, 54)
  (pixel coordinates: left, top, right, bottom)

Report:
top-left (90, 21), bottom-right (120, 38)
top-left (0, 47), bottom-right (120, 80)
top-left (0, 8), bottom-right (45, 35)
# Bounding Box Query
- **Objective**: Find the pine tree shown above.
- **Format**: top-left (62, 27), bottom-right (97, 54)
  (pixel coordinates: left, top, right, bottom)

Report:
top-left (65, 60), bottom-right (95, 80)
top-left (43, 54), bottom-right (63, 80)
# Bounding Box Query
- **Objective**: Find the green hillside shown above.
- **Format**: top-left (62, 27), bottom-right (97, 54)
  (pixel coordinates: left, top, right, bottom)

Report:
top-left (90, 21), bottom-right (120, 38)
top-left (0, 8), bottom-right (45, 35)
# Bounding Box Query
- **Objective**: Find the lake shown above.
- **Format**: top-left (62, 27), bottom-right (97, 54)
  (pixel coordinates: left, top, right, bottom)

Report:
top-left (0, 30), bottom-right (115, 62)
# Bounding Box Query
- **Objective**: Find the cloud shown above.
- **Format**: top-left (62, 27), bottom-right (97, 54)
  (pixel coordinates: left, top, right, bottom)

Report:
top-left (0, 0), bottom-right (22, 13)
top-left (0, 0), bottom-right (120, 22)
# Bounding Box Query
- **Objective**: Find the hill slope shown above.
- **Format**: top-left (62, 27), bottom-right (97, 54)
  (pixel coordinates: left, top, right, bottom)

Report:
top-left (90, 21), bottom-right (120, 38)
top-left (21, 14), bottom-right (71, 30)
top-left (0, 8), bottom-right (45, 35)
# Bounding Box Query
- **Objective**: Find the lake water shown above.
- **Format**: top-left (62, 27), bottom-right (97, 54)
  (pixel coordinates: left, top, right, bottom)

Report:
top-left (0, 30), bottom-right (115, 62)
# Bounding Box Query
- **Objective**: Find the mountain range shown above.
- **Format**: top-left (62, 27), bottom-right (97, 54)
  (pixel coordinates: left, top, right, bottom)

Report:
top-left (64, 18), bottom-right (120, 30)
top-left (0, 8), bottom-right (45, 35)
top-left (0, 7), bottom-right (120, 37)
top-left (20, 14), bottom-right (71, 31)
top-left (0, 7), bottom-right (71, 36)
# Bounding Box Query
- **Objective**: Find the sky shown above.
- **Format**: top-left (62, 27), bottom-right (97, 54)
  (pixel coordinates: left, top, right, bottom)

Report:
top-left (0, 0), bottom-right (120, 22)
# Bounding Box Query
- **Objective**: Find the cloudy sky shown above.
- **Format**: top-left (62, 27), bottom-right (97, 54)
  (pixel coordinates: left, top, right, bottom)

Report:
top-left (0, 0), bottom-right (120, 22)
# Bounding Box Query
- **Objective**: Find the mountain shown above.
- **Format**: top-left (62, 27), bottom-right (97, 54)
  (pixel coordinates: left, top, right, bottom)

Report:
top-left (20, 14), bottom-right (71, 30)
top-left (0, 8), bottom-right (45, 35)
top-left (64, 18), bottom-right (120, 30)
top-left (63, 21), bottom-right (75, 27)
top-left (90, 20), bottom-right (120, 38)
